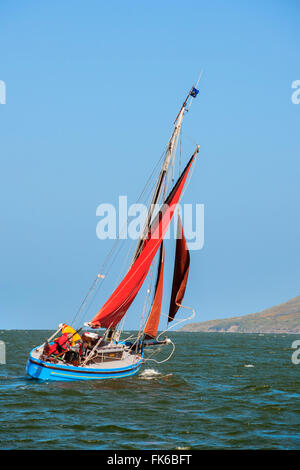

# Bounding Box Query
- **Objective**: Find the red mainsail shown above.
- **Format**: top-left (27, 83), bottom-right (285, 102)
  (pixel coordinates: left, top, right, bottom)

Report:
top-left (168, 214), bottom-right (190, 322)
top-left (90, 153), bottom-right (196, 329)
top-left (143, 241), bottom-right (165, 339)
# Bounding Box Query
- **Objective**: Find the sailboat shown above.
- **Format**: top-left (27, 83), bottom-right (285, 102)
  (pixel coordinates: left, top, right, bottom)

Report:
top-left (26, 84), bottom-right (200, 381)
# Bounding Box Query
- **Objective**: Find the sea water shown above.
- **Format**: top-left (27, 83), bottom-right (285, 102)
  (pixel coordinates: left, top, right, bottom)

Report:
top-left (0, 330), bottom-right (300, 450)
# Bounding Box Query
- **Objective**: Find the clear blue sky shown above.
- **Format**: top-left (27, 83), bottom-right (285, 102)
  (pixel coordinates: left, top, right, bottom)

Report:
top-left (0, 0), bottom-right (299, 329)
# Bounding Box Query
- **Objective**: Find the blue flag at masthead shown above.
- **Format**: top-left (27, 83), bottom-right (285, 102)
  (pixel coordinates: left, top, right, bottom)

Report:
top-left (190, 87), bottom-right (199, 98)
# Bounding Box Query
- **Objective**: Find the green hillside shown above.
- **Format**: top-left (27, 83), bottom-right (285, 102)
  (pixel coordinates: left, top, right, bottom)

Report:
top-left (181, 294), bottom-right (300, 333)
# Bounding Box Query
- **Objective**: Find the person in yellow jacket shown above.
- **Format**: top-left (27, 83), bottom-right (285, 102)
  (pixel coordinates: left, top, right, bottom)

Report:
top-left (58, 323), bottom-right (81, 346)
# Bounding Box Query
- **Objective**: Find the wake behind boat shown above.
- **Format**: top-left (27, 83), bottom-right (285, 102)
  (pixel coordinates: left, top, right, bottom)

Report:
top-left (26, 84), bottom-right (200, 382)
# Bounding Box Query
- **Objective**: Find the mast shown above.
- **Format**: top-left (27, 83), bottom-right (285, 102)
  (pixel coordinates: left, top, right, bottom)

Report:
top-left (131, 87), bottom-right (195, 264)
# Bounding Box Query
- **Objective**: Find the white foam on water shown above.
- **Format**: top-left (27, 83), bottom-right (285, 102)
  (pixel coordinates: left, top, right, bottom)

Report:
top-left (244, 364), bottom-right (255, 368)
top-left (139, 368), bottom-right (161, 379)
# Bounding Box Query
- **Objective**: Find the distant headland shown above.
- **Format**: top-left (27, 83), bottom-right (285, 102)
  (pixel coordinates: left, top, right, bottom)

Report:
top-left (180, 294), bottom-right (300, 334)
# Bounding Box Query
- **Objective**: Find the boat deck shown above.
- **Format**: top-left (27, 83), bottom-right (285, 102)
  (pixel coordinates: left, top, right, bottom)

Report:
top-left (31, 343), bottom-right (141, 370)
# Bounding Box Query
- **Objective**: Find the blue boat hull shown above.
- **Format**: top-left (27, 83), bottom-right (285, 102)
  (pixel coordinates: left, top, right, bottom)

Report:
top-left (26, 347), bottom-right (143, 382)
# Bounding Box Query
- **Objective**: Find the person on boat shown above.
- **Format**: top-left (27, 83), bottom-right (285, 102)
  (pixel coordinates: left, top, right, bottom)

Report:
top-left (46, 332), bottom-right (73, 357)
top-left (58, 323), bottom-right (81, 346)
top-left (80, 332), bottom-right (101, 358)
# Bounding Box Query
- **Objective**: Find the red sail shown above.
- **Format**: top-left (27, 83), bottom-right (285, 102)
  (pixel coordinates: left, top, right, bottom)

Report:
top-left (143, 241), bottom-right (165, 339)
top-left (90, 153), bottom-right (196, 329)
top-left (168, 215), bottom-right (190, 322)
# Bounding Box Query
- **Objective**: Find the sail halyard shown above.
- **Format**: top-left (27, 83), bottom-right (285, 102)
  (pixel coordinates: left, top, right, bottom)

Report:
top-left (89, 149), bottom-right (198, 329)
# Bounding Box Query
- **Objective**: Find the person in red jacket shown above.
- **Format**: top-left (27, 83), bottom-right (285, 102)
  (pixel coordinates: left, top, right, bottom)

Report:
top-left (46, 333), bottom-right (73, 356)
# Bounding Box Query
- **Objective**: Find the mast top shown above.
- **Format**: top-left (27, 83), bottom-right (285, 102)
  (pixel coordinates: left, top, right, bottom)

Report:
top-left (174, 84), bottom-right (200, 125)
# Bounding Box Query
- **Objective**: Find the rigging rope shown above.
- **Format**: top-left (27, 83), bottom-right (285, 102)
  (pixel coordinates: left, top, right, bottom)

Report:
top-left (143, 303), bottom-right (195, 364)
top-left (143, 338), bottom-right (175, 364)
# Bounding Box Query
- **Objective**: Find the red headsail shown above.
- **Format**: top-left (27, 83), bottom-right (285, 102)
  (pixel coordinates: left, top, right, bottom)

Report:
top-left (143, 241), bottom-right (165, 339)
top-left (90, 153), bottom-right (196, 329)
top-left (168, 214), bottom-right (190, 322)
